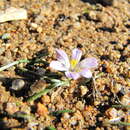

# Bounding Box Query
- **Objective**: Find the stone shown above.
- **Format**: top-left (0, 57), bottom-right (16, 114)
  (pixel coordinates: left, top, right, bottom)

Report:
top-left (11, 79), bottom-right (25, 91)
top-left (0, 7), bottom-right (27, 23)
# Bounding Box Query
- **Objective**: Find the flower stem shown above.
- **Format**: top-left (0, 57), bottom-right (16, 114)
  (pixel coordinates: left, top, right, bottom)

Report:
top-left (27, 79), bottom-right (70, 102)
top-left (27, 87), bottom-right (52, 102)
top-left (46, 126), bottom-right (56, 130)
top-left (108, 121), bottom-right (130, 126)
top-left (112, 104), bottom-right (130, 109)
top-left (95, 72), bottom-right (104, 79)
top-left (50, 109), bottom-right (73, 116)
top-left (12, 112), bottom-right (35, 120)
top-left (0, 59), bottom-right (30, 72)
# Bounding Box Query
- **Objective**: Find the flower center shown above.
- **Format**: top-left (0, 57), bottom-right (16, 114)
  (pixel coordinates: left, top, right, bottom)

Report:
top-left (70, 59), bottom-right (78, 70)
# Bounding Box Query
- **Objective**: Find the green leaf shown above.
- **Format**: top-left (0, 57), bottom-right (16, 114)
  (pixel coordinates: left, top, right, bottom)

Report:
top-left (46, 126), bottom-right (57, 130)
top-left (50, 109), bottom-right (74, 116)
top-left (0, 59), bottom-right (30, 72)
top-left (27, 79), bottom-right (70, 102)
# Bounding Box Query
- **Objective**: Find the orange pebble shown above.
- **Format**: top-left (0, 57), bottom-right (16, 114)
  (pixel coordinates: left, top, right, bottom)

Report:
top-left (41, 95), bottom-right (51, 104)
top-left (37, 103), bottom-right (49, 116)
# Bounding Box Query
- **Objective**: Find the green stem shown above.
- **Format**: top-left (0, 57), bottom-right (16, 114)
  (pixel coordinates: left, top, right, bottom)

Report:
top-left (2, 111), bottom-right (35, 121)
top-left (0, 59), bottom-right (30, 72)
top-left (95, 72), bottom-right (104, 79)
top-left (46, 126), bottom-right (57, 130)
top-left (108, 121), bottom-right (130, 126)
top-left (27, 87), bottom-right (52, 102)
top-left (112, 105), bottom-right (130, 109)
top-left (27, 80), bottom-right (70, 102)
top-left (12, 112), bottom-right (35, 120)
top-left (50, 109), bottom-right (73, 116)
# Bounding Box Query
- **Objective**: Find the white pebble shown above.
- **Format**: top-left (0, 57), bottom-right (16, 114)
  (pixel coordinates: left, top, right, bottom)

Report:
top-left (11, 79), bottom-right (25, 91)
top-left (0, 7), bottom-right (27, 23)
top-left (30, 23), bottom-right (38, 28)
top-left (80, 85), bottom-right (89, 96)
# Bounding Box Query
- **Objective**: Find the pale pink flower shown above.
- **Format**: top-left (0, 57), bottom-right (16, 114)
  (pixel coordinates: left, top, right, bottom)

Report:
top-left (50, 48), bottom-right (98, 80)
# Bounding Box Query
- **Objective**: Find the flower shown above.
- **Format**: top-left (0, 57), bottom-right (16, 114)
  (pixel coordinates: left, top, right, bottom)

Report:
top-left (50, 48), bottom-right (98, 80)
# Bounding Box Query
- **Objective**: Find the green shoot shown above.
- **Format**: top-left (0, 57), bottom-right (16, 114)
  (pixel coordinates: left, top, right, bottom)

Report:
top-left (46, 126), bottom-right (57, 130)
top-left (105, 121), bottom-right (130, 126)
top-left (112, 105), bottom-right (130, 109)
top-left (27, 79), bottom-right (70, 102)
top-left (50, 109), bottom-right (74, 116)
top-left (0, 59), bottom-right (30, 72)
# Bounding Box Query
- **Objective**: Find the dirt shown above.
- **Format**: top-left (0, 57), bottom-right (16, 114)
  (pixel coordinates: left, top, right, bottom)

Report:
top-left (0, 0), bottom-right (130, 130)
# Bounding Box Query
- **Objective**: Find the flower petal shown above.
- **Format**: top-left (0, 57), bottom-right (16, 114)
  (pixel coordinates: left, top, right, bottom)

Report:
top-left (50, 61), bottom-right (68, 71)
top-left (79, 57), bottom-right (98, 69)
top-left (56, 49), bottom-right (70, 69)
top-left (65, 71), bottom-right (80, 80)
top-left (80, 69), bottom-right (92, 78)
top-left (71, 48), bottom-right (82, 63)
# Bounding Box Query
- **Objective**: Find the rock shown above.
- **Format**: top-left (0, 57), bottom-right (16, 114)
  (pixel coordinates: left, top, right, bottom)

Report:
top-left (37, 27), bottom-right (42, 33)
top-left (5, 102), bottom-right (19, 115)
top-left (105, 108), bottom-right (124, 122)
top-left (96, 12), bottom-right (108, 23)
top-left (105, 108), bottom-right (118, 119)
top-left (41, 95), bottom-right (51, 104)
top-left (30, 23), bottom-right (38, 28)
top-left (69, 117), bottom-right (77, 126)
top-left (36, 103), bottom-right (49, 116)
top-left (20, 104), bottom-right (31, 114)
top-left (75, 101), bottom-right (84, 110)
top-left (110, 83), bottom-right (122, 94)
top-left (88, 11), bottom-right (97, 20)
top-left (0, 56), bottom-right (12, 65)
top-left (80, 85), bottom-right (89, 96)
top-left (11, 79), bottom-right (25, 91)
top-left (63, 113), bottom-right (70, 119)
top-left (0, 7), bottom-right (27, 23)
top-left (120, 93), bottom-right (130, 105)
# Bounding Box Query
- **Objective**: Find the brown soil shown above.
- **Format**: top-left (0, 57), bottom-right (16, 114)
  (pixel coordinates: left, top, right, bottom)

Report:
top-left (0, 0), bottom-right (130, 130)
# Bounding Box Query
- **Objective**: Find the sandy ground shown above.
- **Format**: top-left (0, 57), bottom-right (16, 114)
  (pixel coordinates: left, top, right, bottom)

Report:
top-left (0, 0), bottom-right (130, 129)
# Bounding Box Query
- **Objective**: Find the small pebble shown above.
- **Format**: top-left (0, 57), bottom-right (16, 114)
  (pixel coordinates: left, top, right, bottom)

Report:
top-left (35, 68), bottom-right (46, 76)
top-left (63, 113), bottom-right (70, 119)
top-left (80, 85), bottom-right (89, 96)
top-left (96, 12), bottom-right (108, 23)
top-left (110, 83), bottom-right (122, 94)
top-left (11, 79), bottom-right (25, 91)
top-left (69, 117), bottom-right (77, 126)
top-left (20, 104), bottom-right (31, 114)
top-left (41, 95), bottom-right (51, 104)
top-left (94, 100), bottom-right (101, 106)
top-left (73, 22), bottom-right (81, 28)
top-left (105, 108), bottom-right (118, 119)
top-left (120, 94), bottom-right (130, 105)
top-left (5, 102), bottom-right (19, 115)
top-left (37, 27), bottom-right (42, 33)
top-left (37, 103), bottom-right (49, 116)
top-left (88, 11), bottom-right (97, 20)
top-left (30, 23), bottom-right (38, 28)
top-left (75, 101), bottom-right (84, 110)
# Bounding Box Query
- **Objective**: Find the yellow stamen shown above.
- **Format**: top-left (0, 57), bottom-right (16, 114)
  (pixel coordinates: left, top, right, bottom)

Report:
top-left (71, 59), bottom-right (78, 69)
